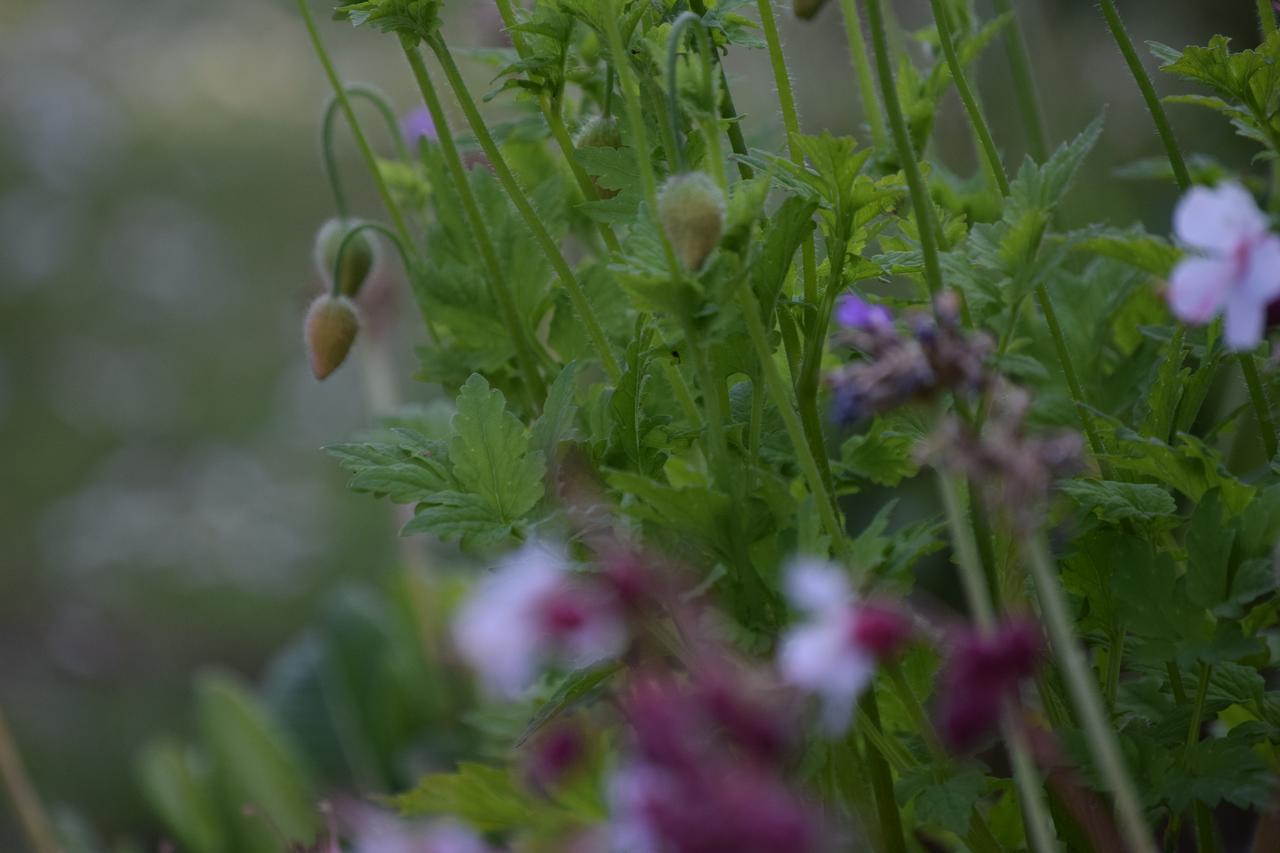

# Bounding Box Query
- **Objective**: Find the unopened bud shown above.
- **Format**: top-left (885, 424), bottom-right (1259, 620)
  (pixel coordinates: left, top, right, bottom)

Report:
top-left (313, 219), bottom-right (378, 298)
top-left (793, 0), bottom-right (830, 20)
top-left (658, 172), bottom-right (724, 272)
top-left (304, 295), bottom-right (360, 380)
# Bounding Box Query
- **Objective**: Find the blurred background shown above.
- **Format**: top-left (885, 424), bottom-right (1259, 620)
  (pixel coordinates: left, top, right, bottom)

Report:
top-left (0, 0), bottom-right (1265, 847)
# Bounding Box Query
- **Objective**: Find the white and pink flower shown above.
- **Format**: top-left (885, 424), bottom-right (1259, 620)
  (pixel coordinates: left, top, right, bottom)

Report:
top-left (1167, 181), bottom-right (1280, 351)
top-left (777, 559), bottom-right (910, 732)
top-left (452, 541), bottom-right (628, 698)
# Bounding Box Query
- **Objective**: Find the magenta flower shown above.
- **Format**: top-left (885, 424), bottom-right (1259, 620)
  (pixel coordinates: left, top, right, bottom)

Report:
top-left (452, 541), bottom-right (628, 698)
top-left (1167, 182), bottom-right (1280, 350)
top-left (938, 619), bottom-right (1042, 751)
top-left (777, 559), bottom-right (911, 731)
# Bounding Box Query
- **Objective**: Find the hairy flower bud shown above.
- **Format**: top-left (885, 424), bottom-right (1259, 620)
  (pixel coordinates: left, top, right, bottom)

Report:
top-left (304, 295), bottom-right (360, 380)
top-left (314, 219), bottom-right (378, 298)
top-left (658, 172), bottom-right (725, 272)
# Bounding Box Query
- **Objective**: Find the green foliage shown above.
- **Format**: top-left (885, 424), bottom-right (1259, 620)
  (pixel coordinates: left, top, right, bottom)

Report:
top-left (335, 0), bottom-right (442, 44)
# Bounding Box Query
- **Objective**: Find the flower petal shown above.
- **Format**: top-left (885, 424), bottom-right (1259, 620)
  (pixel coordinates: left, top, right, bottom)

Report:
top-left (1167, 256), bottom-right (1234, 325)
top-left (1244, 234), bottom-right (1280, 304)
top-left (1174, 182), bottom-right (1268, 254)
top-left (783, 559), bottom-right (851, 614)
top-left (1223, 290), bottom-right (1267, 352)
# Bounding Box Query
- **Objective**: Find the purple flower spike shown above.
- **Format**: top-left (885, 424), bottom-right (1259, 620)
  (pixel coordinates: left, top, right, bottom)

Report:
top-left (835, 293), bottom-right (892, 332)
top-left (400, 106), bottom-right (437, 146)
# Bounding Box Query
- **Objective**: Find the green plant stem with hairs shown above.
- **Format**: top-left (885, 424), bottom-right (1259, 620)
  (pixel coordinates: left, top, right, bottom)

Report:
top-left (991, 0), bottom-right (1048, 161)
top-left (490, 0), bottom-right (623, 256)
top-left (425, 34), bottom-right (623, 384)
top-left (0, 709), bottom-right (59, 853)
top-left (1026, 534), bottom-right (1157, 853)
top-left (838, 0), bottom-right (887, 150)
top-left (399, 43), bottom-right (548, 409)
top-left (298, 0), bottom-right (415, 252)
top-left (321, 85), bottom-right (411, 219)
top-left (1262, 0), bottom-right (1279, 35)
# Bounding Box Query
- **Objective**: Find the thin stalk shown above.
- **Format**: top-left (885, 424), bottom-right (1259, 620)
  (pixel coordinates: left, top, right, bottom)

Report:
top-left (794, 239), bottom-right (849, 498)
top-left (859, 691), bottom-right (909, 853)
top-left (991, 0), bottom-right (1048, 161)
top-left (426, 36), bottom-right (622, 382)
top-left (1035, 285), bottom-right (1110, 468)
top-left (0, 708), bottom-right (60, 853)
top-left (662, 358), bottom-right (703, 430)
top-left (1026, 535), bottom-right (1157, 853)
top-left (331, 219), bottom-right (440, 343)
top-left (689, 0), bottom-right (754, 179)
top-left (863, 0), bottom-right (944, 299)
top-left (938, 474), bottom-right (1060, 851)
top-left (491, 0), bottom-right (623, 255)
top-left (667, 12), bottom-right (728, 189)
top-left (927, 0), bottom-right (1010, 196)
top-left (1239, 353), bottom-right (1278, 460)
top-left (737, 286), bottom-right (848, 559)
top-left (1104, 630), bottom-right (1126, 710)
top-left (1262, 0), bottom-right (1278, 36)
top-left (322, 84), bottom-right (412, 218)
top-left (1097, 0), bottom-right (1191, 192)
top-left (297, 0), bottom-right (414, 249)
top-left (400, 43), bottom-right (547, 407)
top-left (755, 0), bottom-right (819, 309)
top-left (838, 0), bottom-right (887, 149)
top-left (601, 6), bottom-right (664, 214)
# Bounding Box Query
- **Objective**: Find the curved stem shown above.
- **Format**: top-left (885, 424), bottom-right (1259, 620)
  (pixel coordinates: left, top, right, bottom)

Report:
top-left (322, 85), bottom-right (413, 216)
top-left (1026, 535), bottom-right (1157, 853)
top-left (756, 0), bottom-right (818, 309)
top-left (688, 0), bottom-right (754, 180)
top-left (863, 0), bottom-right (944, 300)
top-left (927, 0), bottom-right (1010, 196)
top-left (666, 13), bottom-right (727, 189)
top-left (333, 219), bottom-right (439, 345)
top-left (838, 0), bottom-right (887, 150)
top-left (1097, 0), bottom-right (1191, 192)
top-left (0, 708), bottom-right (60, 853)
top-left (400, 43), bottom-right (547, 409)
top-left (1239, 352), bottom-right (1278, 460)
top-left (426, 35), bottom-right (622, 382)
top-left (991, 0), bottom-right (1048, 162)
top-left (297, 0), bottom-right (414, 249)
top-left (491, 0), bottom-right (623, 256)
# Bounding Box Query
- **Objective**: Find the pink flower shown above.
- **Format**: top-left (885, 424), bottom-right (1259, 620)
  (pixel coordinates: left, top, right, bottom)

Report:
top-left (937, 619), bottom-right (1042, 751)
top-left (452, 541), bottom-right (628, 698)
top-left (777, 560), bottom-right (910, 731)
top-left (1168, 182), bottom-right (1280, 350)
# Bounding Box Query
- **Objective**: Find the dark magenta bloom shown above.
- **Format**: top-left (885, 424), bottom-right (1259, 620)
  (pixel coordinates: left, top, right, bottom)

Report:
top-left (938, 619), bottom-right (1043, 751)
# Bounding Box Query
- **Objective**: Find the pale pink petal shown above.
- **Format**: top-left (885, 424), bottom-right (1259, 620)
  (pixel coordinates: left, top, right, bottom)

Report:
top-left (783, 559), bottom-right (851, 615)
top-left (1244, 234), bottom-right (1280, 303)
top-left (1223, 290), bottom-right (1267, 352)
top-left (1174, 182), bottom-right (1268, 254)
top-left (778, 616), bottom-right (873, 731)
top-left (1167, 256), bottom-right (1233, 325)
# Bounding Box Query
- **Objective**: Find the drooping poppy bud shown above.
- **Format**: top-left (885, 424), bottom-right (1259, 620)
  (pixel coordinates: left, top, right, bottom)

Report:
top-left (658, 172), bottom-right (725, 272)
top-left (313, 218), bottom-right (378, 298)
top-left (304, 295), bottom-right (360, 380)
top-left (574, 116), bottom-right (623, 199)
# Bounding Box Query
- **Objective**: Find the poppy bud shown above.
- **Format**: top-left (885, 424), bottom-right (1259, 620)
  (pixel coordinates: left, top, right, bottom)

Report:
top-left (574, 116), bottom-right (623, 200)
top-left (793, 0), bottom-right (830, 20)
top-left (313, 218), bottom-right (378, 298)
top-left (658, 172), bottom-right (725, 272)
top-left (304, 295), bottom-right (360, 380)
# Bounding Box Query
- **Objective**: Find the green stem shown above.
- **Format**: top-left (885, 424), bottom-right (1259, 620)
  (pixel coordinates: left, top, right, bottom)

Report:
top-left (1104, 630), bottom-right (1126, 710)
top-left (1185, 664), bottom-right (1219, 853)
top-left (0, 708), bottom-right (60, 853)
top-left (737, 286), bottom-right (848, 559)
top-left (1262, 0), bottom-right (1279, 36)
top-left (859, 690), bottom-right (909, 853)
top-left (1239, 353), bottom-right (1278, 460)
top-left (937, 473), bottom-right (1061, 851)
top-left (756, 0), bottom-right (818, 309)
top-left (663, 358), bottom-right (703, 430)
top-left (838, 0), bottom-right (887, 150)
top-left (332, 219), bottom-right (438, 346)
top-left (400, 43), bottom-right (547, 408)
top-left (491, 0), bottom-right (623, 255)
top-left (1026, 535), bottom-right (1157, 853)
top-left (321, 84), bottom-right (412, 218)
top-left (863, 0), bottom-right (944, 300)
top-left (1097, 0), bottom-right (1191, 192)
top-left (1035, 284), bottom-right (1110, 470)
top-left (426, 35), bottom-right (622, 383)
top-left (927, 0), bottom-right (1010, 196)
top-left (298, 0), bottom-right (415, 250)
top-left (666, 12), bottom-right (727, 188)
top-left (991, 0), bottom-right (1048, 161)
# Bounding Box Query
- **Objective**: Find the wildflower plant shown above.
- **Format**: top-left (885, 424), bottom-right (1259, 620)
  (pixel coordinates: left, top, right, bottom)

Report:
top-left (135, 1), bottom-right (1280, 852)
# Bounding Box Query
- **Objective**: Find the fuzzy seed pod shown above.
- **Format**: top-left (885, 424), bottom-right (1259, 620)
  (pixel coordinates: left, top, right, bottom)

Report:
top-left (313, 218), bottom-right (379, 298)
top-left (657, 172), bottom-right (725, 272)
top-left (304, 295), bottom-right (360, 380)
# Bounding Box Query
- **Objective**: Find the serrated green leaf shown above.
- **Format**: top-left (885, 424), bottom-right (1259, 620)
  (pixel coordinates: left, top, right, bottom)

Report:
top-left (450, 374), bottom-right (546, 524)
top-left (1059, 479), bottom-right (1177, 524)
